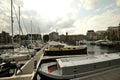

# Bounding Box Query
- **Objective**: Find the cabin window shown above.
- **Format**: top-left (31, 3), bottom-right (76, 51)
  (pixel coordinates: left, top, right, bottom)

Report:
top-left (74, 70), bottom-right (77, 72)
top-left (94, 65), bottom-right (96, 69)
top-left (73, 48), bottom-right (75, 49)
top-left (74, 67), bottom-right (78, 73)
top-left (48, 64), bottom-right (57, 72)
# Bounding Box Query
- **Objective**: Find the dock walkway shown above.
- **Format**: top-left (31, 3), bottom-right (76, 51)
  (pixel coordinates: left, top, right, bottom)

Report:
top-left (0, 46), bottom-right (46, 80)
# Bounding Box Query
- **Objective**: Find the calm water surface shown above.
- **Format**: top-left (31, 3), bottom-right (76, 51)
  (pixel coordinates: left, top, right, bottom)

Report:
top-left (87, 45), bottom-right (120, 55)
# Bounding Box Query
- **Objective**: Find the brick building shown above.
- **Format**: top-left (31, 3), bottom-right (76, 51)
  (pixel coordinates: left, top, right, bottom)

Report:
top-left (0, 31), bottom-right (11, 44)
top-left (86, 30), bottom-right (97, 41)
top-left (96, 31), bottom-right (107, 40)
top-left (60, 33), bottom-right (85, 45)
top-left (106, 23), bottom-right (120, 40)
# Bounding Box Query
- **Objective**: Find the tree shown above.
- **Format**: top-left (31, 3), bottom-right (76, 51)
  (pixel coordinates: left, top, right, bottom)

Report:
top-left (43, 35), bottom-right (49, 42)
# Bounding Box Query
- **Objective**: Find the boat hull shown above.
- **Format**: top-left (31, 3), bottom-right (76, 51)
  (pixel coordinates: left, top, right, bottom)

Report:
top-left (40, 65), bottom-right (120, 80)
top-left (0, 67), bottom-right (10, 77)
top-left (45, 47), bottom-right (87, 56)
top-left (39, 53), bottom-right (120, 80)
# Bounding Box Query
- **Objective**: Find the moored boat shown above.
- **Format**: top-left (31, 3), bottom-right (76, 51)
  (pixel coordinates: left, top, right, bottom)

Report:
top-left (0, 57), bottom-right (10, 77)
top-left (45, 41), bottom-right (87, 56)
top-left (0, 45), bottom-right (14, 50)
top-left (1, 53), bottom-right (31, 62)
top-left (39, 53), bottom-right (120, 79)
top-left (95, 40), bottom-right (112, 46)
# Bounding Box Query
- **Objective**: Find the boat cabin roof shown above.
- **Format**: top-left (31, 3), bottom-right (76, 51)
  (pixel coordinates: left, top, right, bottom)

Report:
top-left (56, 53), bottom-right (120, 68)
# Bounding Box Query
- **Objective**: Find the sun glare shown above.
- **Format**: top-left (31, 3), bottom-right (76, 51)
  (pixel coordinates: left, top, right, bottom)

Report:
top-left (24, 0), bottom-right (72, 20)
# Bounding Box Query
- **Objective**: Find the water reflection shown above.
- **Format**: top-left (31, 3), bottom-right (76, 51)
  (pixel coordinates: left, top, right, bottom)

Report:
top-left (87, 45), bottom-right (120, 55)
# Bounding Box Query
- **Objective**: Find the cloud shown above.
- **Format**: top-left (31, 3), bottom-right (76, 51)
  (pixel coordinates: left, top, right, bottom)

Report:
top-left (0, 0), bottom-right (23, 33)
top-left (13, 0), bottom-right (23, 7)
top-left (82, 0), bottom-right (99, 10)
top-left (116, 0), bottom-right (120, 6)
top-left (0, 0), bottom-right (120, 36)
top-left (73, 20), bottom-right (88, 35)
top-left (88, 10), bottom-right (120, 28)
top-left (0, 0), bottom-right (81, 35)
top-left (73, 9), bottom-right (120, 35)
top-left (21, 10), bottom-right (52, 34)
top-left (71, 0), bottom-right (82, 8)
top-left (0, 20), bottom-right (9, 27)
top-left (73, 7), bottom-right (120, 35)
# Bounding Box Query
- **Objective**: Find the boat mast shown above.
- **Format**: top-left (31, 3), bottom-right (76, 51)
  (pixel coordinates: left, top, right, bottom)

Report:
top-left (11, 0), bottom-right (14, 45)
top-left (18, 6), bottom-right (21, 45)
top-left (31, 20), bottom-right (32, 43)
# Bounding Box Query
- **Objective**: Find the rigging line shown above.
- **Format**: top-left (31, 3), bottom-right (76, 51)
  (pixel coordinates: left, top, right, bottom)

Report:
top-left (21, 16), bottom-right (28, 34)
top-left (31, 22), bottom-right (36, 34)
top-left (21, 17), bottom-right (31, 53)
top-left (38, 27), bottom-right (41, 34)
top-left (13, 3), bottom-right (24, 35)
top-left (12, 4), bottom-right (19, 30)
top-left (13, 5), bottom-right (30, 51)
top-left (32, 22), bottom-right (40, 34)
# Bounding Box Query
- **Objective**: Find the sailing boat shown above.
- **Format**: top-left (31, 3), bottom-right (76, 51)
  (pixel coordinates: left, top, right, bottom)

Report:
top-left (1, 1), bottom-right (35, 62)
top-left (0, 57), bottom-right (11, 77)
top-left (27, 21), bottom-right (41, 51)
top-left (13, 7), bottom-right (36, 59)
top-left (0, 0), bottom-right (14, 77)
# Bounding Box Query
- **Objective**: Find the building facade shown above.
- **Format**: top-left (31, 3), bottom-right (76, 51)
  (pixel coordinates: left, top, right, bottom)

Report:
top-left (13, 34), bottom-right (42, 45)
top-left (86, 30), bottom-right (97, 41)
top-left (60, 33), bottom-right (86, 45)
top-left (0, 31), bottom-right (11, 44)
top-left (49, 32), bottom-right (59, 41)
top-left (107, 26), bottom-right (119, 40)
top-left (96, 31), bottom-right (107, 40)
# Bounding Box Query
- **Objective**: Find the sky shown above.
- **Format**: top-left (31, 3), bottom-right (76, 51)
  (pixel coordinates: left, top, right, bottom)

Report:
top-left (0, 0), bottom-right (120, 35)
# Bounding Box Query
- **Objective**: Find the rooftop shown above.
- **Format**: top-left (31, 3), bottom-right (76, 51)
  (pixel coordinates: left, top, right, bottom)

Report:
top-left (56, 53), bottom-right (120, 68)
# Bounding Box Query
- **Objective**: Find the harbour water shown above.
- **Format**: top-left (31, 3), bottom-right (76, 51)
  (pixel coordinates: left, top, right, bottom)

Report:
top-left (87, 45), bottom-right (120, 55)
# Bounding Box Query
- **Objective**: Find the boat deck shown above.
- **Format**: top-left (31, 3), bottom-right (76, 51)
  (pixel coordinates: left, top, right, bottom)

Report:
top-left (57, 53), bottom-right (120, 68)
top-left (71, 67), bottom-right (120, 80)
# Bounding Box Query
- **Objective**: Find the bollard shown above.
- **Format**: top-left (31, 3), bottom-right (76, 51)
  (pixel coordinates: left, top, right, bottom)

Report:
top-left (34, 60), bottom-right (37, 69)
